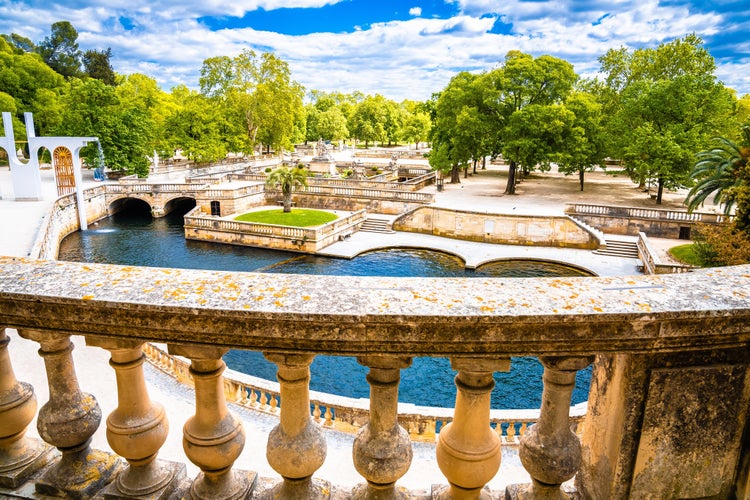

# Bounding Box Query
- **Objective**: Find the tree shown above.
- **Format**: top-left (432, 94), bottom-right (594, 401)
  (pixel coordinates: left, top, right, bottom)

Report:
top-left (598, 35), bottom-right (735, 203)
top-left (2, 33), bottom-right (36, 53)
top-left (56, 78), bottom-right (152, 176)
top-left (401, 100), bottom-right (432, 149)
top-left (0, 36), bottom-right (66, 135)
top-left (315, 107), bottom-right (349, 142)
top-left (199, 50), bottom-right (305, 155)
top-left (266, 165), bottom-right (308, 212)
top-left (686, 127), bottom-right (750, 230)
top-left (502, 103), bottom-right (574, 181)
top-left (430, 72), bottom-right (493, 183)
top-left (163, 85), bottom-right (228, 163)
top-left (484, 51), bottom-right (577, 194)
top-left (83, 48), bottom-right (116, 85)
top-left (556, 91), bottom-right (607, 190)
top-left (349, 94), bottom-right (389, 148)
top-left (37, 21), bottom-right (81, 78)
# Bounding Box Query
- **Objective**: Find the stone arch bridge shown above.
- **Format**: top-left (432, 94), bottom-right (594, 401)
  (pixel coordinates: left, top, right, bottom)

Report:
top-left (101, 181), bottom-right (266, 218)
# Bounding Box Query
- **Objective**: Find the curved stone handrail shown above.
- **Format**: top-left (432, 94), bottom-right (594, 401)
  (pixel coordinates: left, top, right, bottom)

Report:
top-left (1, 257), bottom-right (749, 354)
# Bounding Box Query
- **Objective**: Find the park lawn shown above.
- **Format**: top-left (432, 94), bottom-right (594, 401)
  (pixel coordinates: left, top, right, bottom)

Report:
top-left (234, 209), bottom-right (338, 227)
top-left (669, 244), bottom-right (702, 266)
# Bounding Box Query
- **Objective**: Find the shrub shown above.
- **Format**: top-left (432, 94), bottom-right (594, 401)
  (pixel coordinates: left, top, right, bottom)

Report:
top-left (692, 224), bottom-right (750, 267)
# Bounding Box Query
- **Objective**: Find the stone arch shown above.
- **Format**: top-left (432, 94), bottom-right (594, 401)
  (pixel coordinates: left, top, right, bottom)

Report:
top-left (162, 196), bottom-right (197, 217)
top-left (108, 196), bottom-right (154, 216)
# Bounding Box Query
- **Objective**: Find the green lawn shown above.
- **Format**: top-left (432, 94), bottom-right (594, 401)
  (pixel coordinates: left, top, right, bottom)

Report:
top-left (234, 209), bottom-right (338, 227)
top-left (669, 244), bottom-right (702, 266)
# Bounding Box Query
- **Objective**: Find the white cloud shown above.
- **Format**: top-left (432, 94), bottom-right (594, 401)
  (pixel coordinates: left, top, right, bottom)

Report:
top-left (409, 7), bottom-right (422, 16)
top-left (0, 0), bottom-right (745, 101)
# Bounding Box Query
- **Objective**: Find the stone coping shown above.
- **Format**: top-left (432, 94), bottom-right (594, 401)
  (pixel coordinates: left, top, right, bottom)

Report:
top-left (1, 256), bottom-right (749, 357)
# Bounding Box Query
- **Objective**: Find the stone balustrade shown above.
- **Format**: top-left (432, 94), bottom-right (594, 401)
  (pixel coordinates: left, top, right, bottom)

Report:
top-left (1, 256), bottom-right (750, 498)
top-left (564, 202), bottom-right (732, 239)
top-left (142, 343), bottom-right (587, 445)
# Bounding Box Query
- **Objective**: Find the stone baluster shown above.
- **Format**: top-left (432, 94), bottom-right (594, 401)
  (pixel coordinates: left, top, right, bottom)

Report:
top-left (435, 357), bottom-right (509, 500)
top-left (86, 337), bottom-right (185, 499)
top-left (263, 352), bottom-right (328, 498)
top-left (0, 329), bottom-right (52, 488)
top-left (18, 330), bottom-right (121, 498)
top-left (170, 345), bottom-right (254, 499)
top-left (352, 355), bottom-right (413, 500)
top-left (508, 356), bottom-right (594, 500)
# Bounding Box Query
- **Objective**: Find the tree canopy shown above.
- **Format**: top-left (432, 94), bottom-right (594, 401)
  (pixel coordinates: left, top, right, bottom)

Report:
top-left (597, 34), bottom-right (735, 203)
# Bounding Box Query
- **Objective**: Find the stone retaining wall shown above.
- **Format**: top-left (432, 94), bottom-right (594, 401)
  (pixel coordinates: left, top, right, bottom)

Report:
top-left (394, 206), bottom-right (599, 249)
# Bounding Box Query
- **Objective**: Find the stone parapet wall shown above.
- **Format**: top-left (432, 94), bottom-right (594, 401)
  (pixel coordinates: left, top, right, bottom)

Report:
top-left (565, 203), bottom-right (729, 238)
top-left (33, 186), bottom-right (110, 260)
top-left (394, 206), bottom-right (599, 249)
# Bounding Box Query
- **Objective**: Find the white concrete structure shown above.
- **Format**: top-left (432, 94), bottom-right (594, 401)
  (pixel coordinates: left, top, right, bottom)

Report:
top-left (0, 112), bottom-right (97, 229)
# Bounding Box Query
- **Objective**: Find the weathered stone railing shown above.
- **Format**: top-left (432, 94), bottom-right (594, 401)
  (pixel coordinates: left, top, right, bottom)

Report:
top-left (142, 343), bottom-right (586, 445)
top-left (107, 182), bottom-right (203, 194)
top-left (636, 232), bottom-right (694, 275)
top-left (2, 257), bottom-right (749, 498)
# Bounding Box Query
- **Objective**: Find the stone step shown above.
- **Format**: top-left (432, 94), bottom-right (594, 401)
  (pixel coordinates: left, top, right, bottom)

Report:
top-left (359, 218), bottom-right (393, 233)
top-left (594, 239), bottom-right (639, 258)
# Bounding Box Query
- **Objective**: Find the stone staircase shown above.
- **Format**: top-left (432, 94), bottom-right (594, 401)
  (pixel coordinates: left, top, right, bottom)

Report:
top-left (359, 216), bottom-right (394, 233)
top-left (594, 238), bottom-right (640, 258)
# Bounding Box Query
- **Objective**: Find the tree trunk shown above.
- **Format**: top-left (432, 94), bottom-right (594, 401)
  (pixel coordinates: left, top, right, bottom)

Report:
top-left (450, 164), bottom-right (461, 184)
top-left (481, 157), bottom-right (486, 170)
top-left (656, 176), bottom-right (664, 205)
top-left (579, 169), bottom-right (585, 191)
top-left (504, 160), bottom-right (517, 195)
top-left (472, 159), bottom-right (477, 175)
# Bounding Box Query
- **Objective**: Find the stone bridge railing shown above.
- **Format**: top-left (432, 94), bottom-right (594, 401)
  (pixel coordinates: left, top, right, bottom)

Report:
top-left (1, 259), bottom-right (749, 498)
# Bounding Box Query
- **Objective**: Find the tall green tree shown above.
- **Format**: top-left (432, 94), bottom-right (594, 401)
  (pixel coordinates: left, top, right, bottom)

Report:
top-left (502, 103), bottom-right (574, 180)
top-left (163, 85), bottom-right (227, 162)
top-left (484, 51), bottom-right (577, 193)
top-left (37, 21), bottom-right (82, 78)
top-left (1, 33), bottom-right (36, 53)
top-left (349, 94), bottom-right (389, 148)
top-left (83, 48), bottom-right (116, 85)
top-left (199, 50), bottom-right (305, 155)
top-left (56, 78), bottom-right (152, 176)
top-left (402, 108), bottom-right (431, 149)
top-left (556, 91), bottom-right (607, 190)
top-left (430, 72), bottom-right (485, 183)
top-left (598, 35), bottom-right (735, 203)
top-left (0, 37), bottom-right (66, 134)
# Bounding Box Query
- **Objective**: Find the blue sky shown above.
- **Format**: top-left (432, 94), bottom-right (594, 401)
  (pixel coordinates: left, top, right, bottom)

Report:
top-left (1, 0), bottom-right (748, 100)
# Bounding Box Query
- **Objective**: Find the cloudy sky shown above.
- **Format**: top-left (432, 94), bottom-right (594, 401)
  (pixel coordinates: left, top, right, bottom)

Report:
top-left (1, 0), bottom-right (748, 101)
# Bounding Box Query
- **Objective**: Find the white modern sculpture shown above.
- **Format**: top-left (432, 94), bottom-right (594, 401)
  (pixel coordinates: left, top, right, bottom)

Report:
top-left (0, 112), bottom-right (97, 230)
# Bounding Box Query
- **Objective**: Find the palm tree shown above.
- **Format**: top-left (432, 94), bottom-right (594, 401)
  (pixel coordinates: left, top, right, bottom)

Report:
top-left (685, 126), bottom-right (750, 217)
top-left (265, 165), bottom-right (308, 212)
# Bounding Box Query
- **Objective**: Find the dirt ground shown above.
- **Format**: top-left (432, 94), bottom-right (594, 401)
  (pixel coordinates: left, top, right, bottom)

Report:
top-left (430, 163), bottom-right (714, 213)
